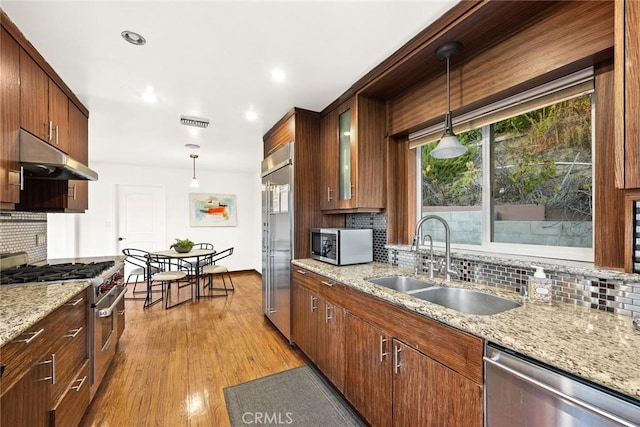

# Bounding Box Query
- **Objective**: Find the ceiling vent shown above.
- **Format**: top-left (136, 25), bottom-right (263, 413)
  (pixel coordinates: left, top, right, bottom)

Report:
top-left (180, 115), bottom-right (210, 128)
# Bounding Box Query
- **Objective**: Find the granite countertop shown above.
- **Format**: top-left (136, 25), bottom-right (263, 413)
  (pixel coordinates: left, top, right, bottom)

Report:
top-left (0, 256), bottom-right (125, 347)
top-left (0, 280), bottom-right (90, 347)
top-left (293, 259), bottom-right (640, 401)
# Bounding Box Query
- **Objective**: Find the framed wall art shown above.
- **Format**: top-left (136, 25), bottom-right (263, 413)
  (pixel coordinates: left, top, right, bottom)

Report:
top-left (189, 193), bottom-right (238, 227)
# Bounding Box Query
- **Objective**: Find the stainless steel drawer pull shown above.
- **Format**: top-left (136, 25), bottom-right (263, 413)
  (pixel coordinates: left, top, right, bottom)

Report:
top-left (48, 121), bottom-right (53, 141)
top-left (394, 346), bottom-right (402, 374)
top-left (321, 280), bottom-right (334, 287)
top-left (64, 327), bottom-right (83, 338)
top-left (15, 328), bottom-right (44, 344)
top-left (37, 353), bottom-right (56, 384)
top-left (118, 310), bottom-right (125, 316)
top-left (65, 297), bottom-right (84, 307)
top-left (327, 187), bottom-right (333, 202)
top-left (379, 336), bottom-right (388, 362)
top-left (310, 295), bottom-right (317, 312)
top-left (55, 125), bottom-right (59, 145)
top-left (296, 269), bottom-right (307, 275)
top-left (325, 304), bottom-right (333, 323)
top-left (71, 375), bottom-right (87, 392)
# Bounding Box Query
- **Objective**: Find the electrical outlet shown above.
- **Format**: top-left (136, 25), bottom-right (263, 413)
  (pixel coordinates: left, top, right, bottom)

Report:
top-left (36, 233), bottom-right (47, 246)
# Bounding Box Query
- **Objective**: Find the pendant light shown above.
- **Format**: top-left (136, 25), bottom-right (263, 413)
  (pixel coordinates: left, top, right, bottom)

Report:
top-left (431, 41), bottom-right (468, 159)
top-left (189, 154), bottom-right (199, 188)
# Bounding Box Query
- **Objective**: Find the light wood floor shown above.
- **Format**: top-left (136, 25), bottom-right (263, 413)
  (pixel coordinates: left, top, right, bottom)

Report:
top-left (81, 272), bottom-right (306, 426)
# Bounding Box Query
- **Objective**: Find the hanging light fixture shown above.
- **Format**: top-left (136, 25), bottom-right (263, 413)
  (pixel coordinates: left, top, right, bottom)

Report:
top-left (189, 154), bottom-right (199, 188)
top-left (431, 41), bottom-right (468, 159)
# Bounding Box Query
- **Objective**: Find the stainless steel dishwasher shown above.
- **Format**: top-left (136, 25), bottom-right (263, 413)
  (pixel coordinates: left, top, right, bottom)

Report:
top-left (484, 343), bottom-right (640, 426)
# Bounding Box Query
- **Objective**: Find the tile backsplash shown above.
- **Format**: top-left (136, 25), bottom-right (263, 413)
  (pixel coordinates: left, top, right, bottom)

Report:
top-left (389, 246), bottom-right (640, 318)
top-left (346, 212), bottom-right (388, 263)
top-left (0, 211), bottom-right (47, 262)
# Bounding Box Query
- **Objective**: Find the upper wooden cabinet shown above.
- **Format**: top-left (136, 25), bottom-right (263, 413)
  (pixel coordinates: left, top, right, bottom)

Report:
top-left (263, 108), bottom-right (321, 258)
top-left (0, 28), bottom-right (21, 209)
top-left (67, 102), bottom-right (89, 211)
top-left (615, 0), bottom-right (640, 189)
top-left (320, 95), bottom-right (386, 213)
top-left (19, 50), bottom-right (69, 153)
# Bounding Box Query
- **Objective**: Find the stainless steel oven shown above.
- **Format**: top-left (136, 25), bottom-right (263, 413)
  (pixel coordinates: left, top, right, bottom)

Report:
top-left (89, 266), bottom-right (126, 398)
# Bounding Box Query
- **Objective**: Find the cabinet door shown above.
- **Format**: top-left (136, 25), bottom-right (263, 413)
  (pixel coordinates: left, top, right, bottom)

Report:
top-left (67, 101), bottom-right (89, 211)
top-left (20, 49), bottom-right (50, 142)
top-left (392, 339), bottom-right (482, 427)
top-left (320, 108), bottom-right (339, 210)
top-left (0, 28), bottom-right (21, 207)
top-left (0, 359), bottom-right (51, 427)
top-left (336, 99), bottom-right (356, 209)
top-left (317, 297), bottom-right (345, 392)
top-left (292, 283), bottom-right (319, 363)
top-left (48, 81), bottom-right (69, 152)
top-left (345, 314), bottom-right (392, 427)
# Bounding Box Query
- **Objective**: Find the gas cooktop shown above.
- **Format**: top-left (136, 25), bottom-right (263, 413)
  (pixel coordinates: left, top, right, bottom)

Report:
top-left (0, 261), bottom-right (115, 285)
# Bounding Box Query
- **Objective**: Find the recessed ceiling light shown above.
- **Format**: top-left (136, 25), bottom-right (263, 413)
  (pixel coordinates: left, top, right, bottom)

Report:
top-left (141, 87), bottom-right (157, 103)
top-left (246, 109), bottom-right (257, 121)
top-left (121, 30), bottom-right (146, 46)
top-left (185, 144), bottom-right (200, 149)
top-left (271, 68), bottom-right (285, 83)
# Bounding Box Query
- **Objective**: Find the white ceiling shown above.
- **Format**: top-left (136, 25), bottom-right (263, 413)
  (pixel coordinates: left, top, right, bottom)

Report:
top-left (2, 1), bottom-right (458, 174)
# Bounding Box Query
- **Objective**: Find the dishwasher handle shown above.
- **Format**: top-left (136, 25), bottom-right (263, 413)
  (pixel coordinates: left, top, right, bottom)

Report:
top-left (484, 355), bottom-right (637, 427)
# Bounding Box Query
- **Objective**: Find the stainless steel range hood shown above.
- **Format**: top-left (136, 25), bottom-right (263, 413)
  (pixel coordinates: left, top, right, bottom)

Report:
top-left (19, 129), bottom-right (98, 181)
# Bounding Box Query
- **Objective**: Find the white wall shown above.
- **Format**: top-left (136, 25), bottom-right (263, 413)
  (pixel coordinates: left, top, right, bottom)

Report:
top-left (48, 161), bottom-right (262, 272)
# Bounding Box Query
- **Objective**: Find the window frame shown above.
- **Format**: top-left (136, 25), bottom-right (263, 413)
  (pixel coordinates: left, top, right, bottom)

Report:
top-left (417, 94), bottom-right (595, 262)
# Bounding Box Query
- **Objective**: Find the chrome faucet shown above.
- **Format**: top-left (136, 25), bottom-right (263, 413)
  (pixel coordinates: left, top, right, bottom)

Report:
top-left (412, 215), bottom-right (458, 281)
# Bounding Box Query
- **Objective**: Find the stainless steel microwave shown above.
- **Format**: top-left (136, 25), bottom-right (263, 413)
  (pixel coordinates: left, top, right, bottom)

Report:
top-left (310, 228), bottom-right (373, 265)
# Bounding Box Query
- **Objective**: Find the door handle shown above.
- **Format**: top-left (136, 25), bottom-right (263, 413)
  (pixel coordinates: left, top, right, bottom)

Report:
top-left (118, 237), bottom-right (126, 241)
top-left (98, 287), bottom-right (127, 318)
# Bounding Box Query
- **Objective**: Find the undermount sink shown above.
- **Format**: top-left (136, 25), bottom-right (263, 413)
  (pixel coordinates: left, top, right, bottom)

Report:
top-left (410, 287), bottom-right (521, 316)
top-left (368, 276), bottom-right (435, 293)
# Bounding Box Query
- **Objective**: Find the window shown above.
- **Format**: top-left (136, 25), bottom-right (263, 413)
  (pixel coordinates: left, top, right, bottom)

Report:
top-left (414, 72), bottom-right (594, 261)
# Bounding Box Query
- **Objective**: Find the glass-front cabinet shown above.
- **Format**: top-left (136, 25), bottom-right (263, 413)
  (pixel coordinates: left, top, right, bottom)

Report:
top-left (320, 95), bottom-right (386, 212)
top-left (338, 102), bottom-right (353, 202)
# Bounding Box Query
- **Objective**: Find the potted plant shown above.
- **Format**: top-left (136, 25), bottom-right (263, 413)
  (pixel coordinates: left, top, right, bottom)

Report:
top-left (170, 238), bottom-right (195, 253)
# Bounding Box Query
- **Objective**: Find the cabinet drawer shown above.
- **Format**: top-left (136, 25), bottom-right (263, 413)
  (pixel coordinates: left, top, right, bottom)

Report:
top-left (49, 360), bottom-right (89, 427)
top-left (0, 317), bottom-right (50, 393)
top-left (50, 289), bottom-right (88, 401)
top-left (292, 268), bottom-right (321, 293)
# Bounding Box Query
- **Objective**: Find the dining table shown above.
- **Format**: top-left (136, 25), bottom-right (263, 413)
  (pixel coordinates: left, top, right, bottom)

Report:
top-left (149, 248), bottom-right (217, 304)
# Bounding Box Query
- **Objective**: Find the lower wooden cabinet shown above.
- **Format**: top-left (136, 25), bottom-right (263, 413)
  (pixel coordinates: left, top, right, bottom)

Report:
top-left (292, 267), bottom-right (484, 426)
top-left (49, 360), bottom-right (90, 427)
top-left (292, 282), bottom-right (320, 363)
top-left (345, 314), bottom-right (392, 427)
top-left (317, 296), bottom-right (345, 392)
top-left (0, 351), bottom-right (51, 427)
top-left (0, 288), bottom-right (89, 427)
top-left (393, 339), bottom-right (482, 427)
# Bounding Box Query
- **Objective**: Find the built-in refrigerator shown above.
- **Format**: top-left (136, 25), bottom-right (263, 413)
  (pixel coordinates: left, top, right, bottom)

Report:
top-left (261, 143), bottom-right (293, 340)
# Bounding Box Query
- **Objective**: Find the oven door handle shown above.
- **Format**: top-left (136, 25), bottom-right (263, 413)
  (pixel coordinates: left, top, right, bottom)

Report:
top-left (97, 287), bottom-right (127, 318)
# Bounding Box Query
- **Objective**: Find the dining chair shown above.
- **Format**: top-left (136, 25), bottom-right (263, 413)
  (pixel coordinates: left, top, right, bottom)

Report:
top-left (148, 254), bottom-right (189, 309)
top-left (122, 248), bottom-right (161, 301)
top-left (201, 247), bottom-right (235, 295)
top-left (179, 242), bottom-right (215, 279)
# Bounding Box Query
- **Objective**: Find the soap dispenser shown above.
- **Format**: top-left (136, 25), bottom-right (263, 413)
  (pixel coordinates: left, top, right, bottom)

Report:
top-left (528, 266), bottom-right (553, 304)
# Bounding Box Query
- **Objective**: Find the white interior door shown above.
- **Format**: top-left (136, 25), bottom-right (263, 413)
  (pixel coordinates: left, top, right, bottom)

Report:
top-left (117, 185), bottom-right (166, 275)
